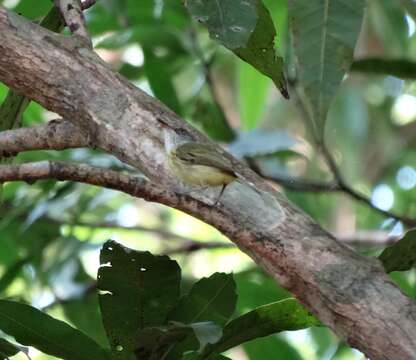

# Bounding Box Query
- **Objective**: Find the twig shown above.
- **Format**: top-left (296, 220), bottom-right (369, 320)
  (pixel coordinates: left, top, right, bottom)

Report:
top-left (320, 143), bottom-right (416, 226)
top-left (55, 0), bottom-right (92, 48)
top-left (289, 84), bottom-right (416, 227)
top-left (0, 119), bottom-right (88, 156)
top-left (81, 0), bottom-right (97, 10)
top-left (336, 230), bottom-right (399, 247)
top-left (163, 241), bottom-right (235, 255)
top-left (53, 220), bottom-right (230, 246)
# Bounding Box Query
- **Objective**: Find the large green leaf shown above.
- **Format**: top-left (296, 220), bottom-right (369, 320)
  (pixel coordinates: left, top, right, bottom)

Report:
top-left (185, 0), bottom-right (288, 98)
top-left (289, 0), bottom-right (365, 137)
top-left (169, 273), bottom-right (237, 327)
top-left (379, 228), bottom-right (416, 273)
top-left (201, 299), bottom-right (320, 357)
top-left (97, 240), bottom-right (181, 359)
top-left (61, 294), bottom-right (109, 348)
top-left (0, 300), bottom-right (110, 360)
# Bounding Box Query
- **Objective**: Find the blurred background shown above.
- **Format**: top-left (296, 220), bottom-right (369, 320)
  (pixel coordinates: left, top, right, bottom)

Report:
top-left (1, 0), bottom-right (416, 359)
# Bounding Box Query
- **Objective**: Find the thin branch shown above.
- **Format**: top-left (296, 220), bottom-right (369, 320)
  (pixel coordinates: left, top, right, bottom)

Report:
top-left (55, 0), bottom-right (92, 48)
top-left (258, 171), bottom-right (341, 192)
top-left (53, 219), bottom-right (233, 247)
top-left (320, 143), bottom-right (416, 227)
top-left (0, 119), bottom-right (88, 156)
top-left (81, 0), bottom-right (97, 10)
top-left (289, 83), bottom-right (416, 227)
top-left (0, 160), bottom-right (191, 209)
top-left (163, 241), bottom-right (235, 255)
top-left (337, 230), bottom-right (399, 247)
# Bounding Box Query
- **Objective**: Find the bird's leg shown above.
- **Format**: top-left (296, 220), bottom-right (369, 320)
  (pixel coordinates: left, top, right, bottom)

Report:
top-left (213, 184), bottom-right (227, 207)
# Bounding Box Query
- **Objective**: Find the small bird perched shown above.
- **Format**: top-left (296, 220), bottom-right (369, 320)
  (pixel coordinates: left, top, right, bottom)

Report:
top-left (164, 127), bottom-right (238, 203)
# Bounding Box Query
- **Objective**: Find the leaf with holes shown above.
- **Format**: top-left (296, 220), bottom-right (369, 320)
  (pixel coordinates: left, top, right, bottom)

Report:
top-left (97, 240), bottom-right (181, 359)
top-left (185, 0), bottom-right (288, 97)
top-left (289, 0), bottom-right (365, 137)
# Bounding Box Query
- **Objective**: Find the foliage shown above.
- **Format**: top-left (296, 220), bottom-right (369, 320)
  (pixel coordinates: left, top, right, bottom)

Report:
top-left (1, 0), bottom-right (416, 359)
top-left (0, 241), bottom-right (317, 359)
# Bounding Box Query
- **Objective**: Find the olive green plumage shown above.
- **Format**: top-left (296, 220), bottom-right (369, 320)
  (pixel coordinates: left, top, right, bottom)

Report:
top-left (168, 142), bottom-right (237, 187)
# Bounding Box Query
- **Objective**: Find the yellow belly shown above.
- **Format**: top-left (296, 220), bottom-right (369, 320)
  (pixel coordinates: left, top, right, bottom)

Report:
top-left (170, 158), bottom-right (235, 187)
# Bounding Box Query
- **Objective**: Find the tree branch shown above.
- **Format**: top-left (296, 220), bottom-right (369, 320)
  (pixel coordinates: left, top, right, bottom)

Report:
top-left (1, 8), bottom-right (415, 358)
top-left (55, 0), bottom-right (92, 48)
top-left (0, 119), bottom-right (88, 156)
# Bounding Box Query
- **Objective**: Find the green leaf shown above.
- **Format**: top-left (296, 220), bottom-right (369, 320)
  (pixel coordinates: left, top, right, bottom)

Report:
top-left (186, 0), bottom-right (258, 49)
top-left (169, 273), bottom-right (237, 327)
top-left (185, 0), bottom-right (288, 98)
top-left (0, 338), bottom-right (20, 359)
top-left (61, 294), bottom-right (109, 348)
top-left (190, 99), bottom-right (235, 142)
top-left (143, 47), bottom-right (183, 115)
top-left (234, 268), bottom-right (290, 313)
top-left (352, 58), bottom-right (416, 79)
top-left (244, 336), bottom-right (302, 360)
top-left (0, 91), bottom-right (30, 132)
top-left (183, 352), bottom-right (231, 360)
top-left (135, 324), bottom-right (194, 359)
top-left (0, 300), bottom-right (110, 360)
top-left (379, 228), bottom-right (416, 273)
top-left (201, 299), bottom-right (320, 357)
top-left (97, 240), bottom-right (181, 359)
top-left (289, 0), bottom-right (365, 137)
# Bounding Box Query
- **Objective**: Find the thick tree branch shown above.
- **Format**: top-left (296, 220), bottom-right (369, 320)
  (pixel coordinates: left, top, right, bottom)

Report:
top-left (0, 8), bottom-right (415, 359)
top-left (0, 119), bottom-right (88, 156)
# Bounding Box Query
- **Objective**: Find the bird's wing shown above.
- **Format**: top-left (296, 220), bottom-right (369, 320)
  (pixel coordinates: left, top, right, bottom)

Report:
top-left (175, 142), bottom-right (236, 174)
